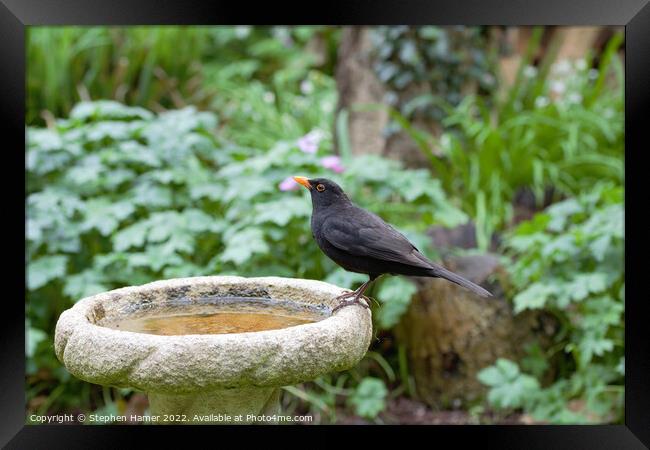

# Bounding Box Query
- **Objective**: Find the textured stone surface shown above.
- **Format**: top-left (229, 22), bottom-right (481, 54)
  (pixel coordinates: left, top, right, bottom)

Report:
top-left (148, 387), bottom-right (281, 423)
top-left (55, 276), bottom-right (373, 396)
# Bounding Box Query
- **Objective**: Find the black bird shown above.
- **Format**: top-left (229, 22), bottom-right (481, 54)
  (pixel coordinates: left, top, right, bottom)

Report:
top-left (293, 176), bottom-right (492, 311)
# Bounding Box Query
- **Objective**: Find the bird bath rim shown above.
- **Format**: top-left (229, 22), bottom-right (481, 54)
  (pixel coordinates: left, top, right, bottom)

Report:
top-left (54, 275), bottom-right (373, 396)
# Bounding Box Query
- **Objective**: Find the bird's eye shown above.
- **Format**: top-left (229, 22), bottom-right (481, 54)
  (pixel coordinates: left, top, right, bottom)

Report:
top-left (316, 184), bottom-right (325, 192)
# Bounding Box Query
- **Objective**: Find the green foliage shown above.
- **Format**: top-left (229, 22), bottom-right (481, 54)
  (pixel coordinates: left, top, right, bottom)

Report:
top-left (479, 184), bottom-right (624, 423)
top-left (26, 26), bottom-right (624, 425)
top-left (385, 32), bottom-right (624, 250)
top-left (27, 100), bottom-right (463, 417)
top-left (347, 377), bottom-right (388, 419)
top-left (203, 27), bottom-right (338, 149)
top-left (370, 26), bottom-right (497, 122)
top-left (27, 27), bottom-right (215, 126)
top-left (374, 277), bottom-right (418, 329)
top-left (477, 359), bottom-right (540, 409)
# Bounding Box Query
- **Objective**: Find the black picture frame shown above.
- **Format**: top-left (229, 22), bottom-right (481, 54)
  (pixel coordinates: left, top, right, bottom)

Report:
top-left (4, 0), bottom-right (649, 447)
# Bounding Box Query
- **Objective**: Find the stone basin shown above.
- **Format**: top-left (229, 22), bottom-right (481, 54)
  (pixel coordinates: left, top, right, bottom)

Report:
top-left (54, 276), bottom-right (372, 423)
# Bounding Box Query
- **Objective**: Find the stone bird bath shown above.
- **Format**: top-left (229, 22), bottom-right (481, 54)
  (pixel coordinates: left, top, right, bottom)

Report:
top-left (55, 276), bottom-right (372, 423)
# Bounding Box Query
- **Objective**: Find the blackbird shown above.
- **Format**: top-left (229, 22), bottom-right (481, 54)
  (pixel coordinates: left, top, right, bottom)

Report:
top-left (293, 176), bottom-right (492, 311)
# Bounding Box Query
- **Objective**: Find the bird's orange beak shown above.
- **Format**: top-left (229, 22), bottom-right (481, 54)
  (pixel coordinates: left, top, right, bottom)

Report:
top-left (293, 176), bottom-right (312, 190)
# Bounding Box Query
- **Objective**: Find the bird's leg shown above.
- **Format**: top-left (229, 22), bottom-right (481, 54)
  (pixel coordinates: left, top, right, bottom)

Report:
top-left (334, 280), bottom-right (368, 301)
top-left (332, 279), bottom-right (373, 312)
top-left (333, 290), bottom-right (358, 301)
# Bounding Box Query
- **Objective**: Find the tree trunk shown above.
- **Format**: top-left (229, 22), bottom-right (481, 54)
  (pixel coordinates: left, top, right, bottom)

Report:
top-left (334, 27), bottom-right (388, 156)
top-left (553, 26), bottom-right (603, 60)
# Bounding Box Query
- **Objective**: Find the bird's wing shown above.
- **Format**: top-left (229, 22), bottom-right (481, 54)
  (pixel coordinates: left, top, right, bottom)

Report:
top-left (321, 207), bottom-right (434, 270)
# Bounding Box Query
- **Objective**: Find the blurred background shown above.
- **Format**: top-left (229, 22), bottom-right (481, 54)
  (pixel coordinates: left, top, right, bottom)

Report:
top-left (26, 26), bottom-right (624, 424)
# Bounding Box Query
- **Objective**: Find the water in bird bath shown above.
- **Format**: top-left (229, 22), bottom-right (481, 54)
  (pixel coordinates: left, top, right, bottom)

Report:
top-left (98, 296), bottom-right (328, 336)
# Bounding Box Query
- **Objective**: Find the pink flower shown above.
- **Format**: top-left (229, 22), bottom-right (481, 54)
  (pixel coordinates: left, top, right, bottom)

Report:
top-left (279, 176), bottom-right (299, 191)
top-left (297, 130), bottom-right (323, 154)
top-left (321, 155), bottom-right (345, 173)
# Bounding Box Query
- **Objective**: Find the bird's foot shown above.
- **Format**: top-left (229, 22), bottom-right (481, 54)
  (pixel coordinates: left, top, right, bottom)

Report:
top-left (334, 290), bottom-right (358, 301)
top-left (332, 296), bottom-right (370, 313)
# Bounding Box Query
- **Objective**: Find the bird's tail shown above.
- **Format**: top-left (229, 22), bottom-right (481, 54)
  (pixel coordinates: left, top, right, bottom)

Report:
top-left (427, 265), bottom-right (493, 298)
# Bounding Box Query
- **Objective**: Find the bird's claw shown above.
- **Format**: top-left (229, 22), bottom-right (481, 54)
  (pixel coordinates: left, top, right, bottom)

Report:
top-left (332, 296), bottom-right (370, 313)
top-left (334, 290), bottom-right (358, 301)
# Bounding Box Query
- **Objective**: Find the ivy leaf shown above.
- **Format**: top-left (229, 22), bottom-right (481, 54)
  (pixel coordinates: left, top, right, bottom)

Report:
top-left (28, 255), bottom-right (68, 290)
top-left (347, 377), bottom-right (388, 419)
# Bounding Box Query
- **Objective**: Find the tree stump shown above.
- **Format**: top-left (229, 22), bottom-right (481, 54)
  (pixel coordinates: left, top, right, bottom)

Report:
top-left (395, 253), bottom-right (549, 409)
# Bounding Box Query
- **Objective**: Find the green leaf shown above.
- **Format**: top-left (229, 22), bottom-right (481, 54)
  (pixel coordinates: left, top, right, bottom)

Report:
top-left (26, 323), bottom-right (47, 358)
top-left (253, 198), bottom-right (310, 226)
top-left (375, 277), bottom-right (418, 328)
top-left (589, 234), bottom-right (612, 261)
top-left (513, 282), bottom-right (556, 313)
top-left (478, 359), bottom-right (540, 409)
top-left (220, 228), bottom-right (269, 265)
top-left (547, 198), bottom-right (583, 231)
top-left (542, 234), bottom-right (578, 262)
top-left (69, 100), bottom-right (154, 122)
top-left (131, 182), bottom-right (173, 208)
top-left (476, 366), bottom-right (503, 386)
top-left (496, 358), bottom-right (520, 379)
top-left (81, 199), bottom-right (135, 236)
top-left (28, 255), bottom-right (68, 290)
top-left (63, 269), bottom-right (109, 300)
top-left (568, 273), bottom-right (608, 302)
top-left (147, 213), bottom-right (181, 243)
top-left (112, 220), bottom-right (150, 251)
top-left (183, 209), bottom-right (220, 233)
top-left (348, 377), bottom-right (388, 419)
top-left (520, 343), bottom-right (550, 378)
top-left (576, 331), bottom-right (615, 366)
top-left (324, 268), bottom-right (368, 289)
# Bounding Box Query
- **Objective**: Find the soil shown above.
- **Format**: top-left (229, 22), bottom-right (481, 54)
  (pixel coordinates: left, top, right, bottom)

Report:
top-left (336, 397), bottom-right (526, 425)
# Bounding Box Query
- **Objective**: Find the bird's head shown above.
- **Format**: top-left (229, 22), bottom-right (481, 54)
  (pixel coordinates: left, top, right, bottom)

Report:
top-left (293, 176), bottom-right (351, 209)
